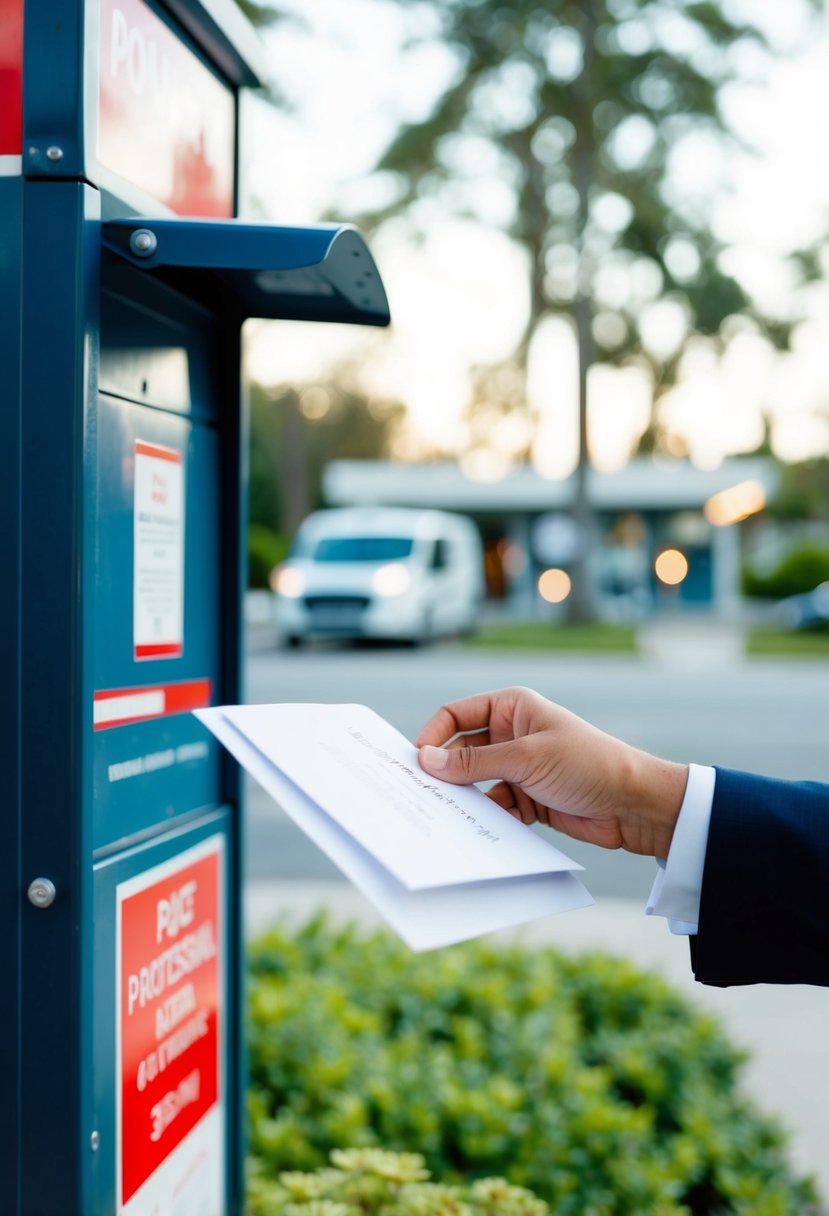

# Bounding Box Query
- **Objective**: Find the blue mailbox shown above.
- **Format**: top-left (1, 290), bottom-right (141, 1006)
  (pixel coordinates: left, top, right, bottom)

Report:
top-left (0, 1), bottom-right (389, 1212)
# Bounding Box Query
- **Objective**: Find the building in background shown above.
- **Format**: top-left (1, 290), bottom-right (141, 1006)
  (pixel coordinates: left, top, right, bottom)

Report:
top-left (323, 458), bottom-right (777, 619)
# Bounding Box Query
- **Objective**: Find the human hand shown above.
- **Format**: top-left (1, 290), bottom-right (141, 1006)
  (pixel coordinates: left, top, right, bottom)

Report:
top-left (416, 686), bottom-right (687, 859)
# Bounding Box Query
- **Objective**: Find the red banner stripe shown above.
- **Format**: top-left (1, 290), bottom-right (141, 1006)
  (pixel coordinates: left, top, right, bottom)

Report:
top-left (135, 642), bottom-right (184, 659)
top-left (134, 440), bottom-right (182, 463)
top-left (94, 678), bottom-right (212, 731)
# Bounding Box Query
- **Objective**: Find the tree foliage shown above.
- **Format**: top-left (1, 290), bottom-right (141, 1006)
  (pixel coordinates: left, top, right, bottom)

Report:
top-left (233, 0), bottom-right (290, 29)
top-left (249, 373), bottom-right (405, 540)
top-left (357, 0), bottom-right (821, 616)
top-left (768, 456), bottom-right (829, 522)
top-left (367, 1), bottom-right (812, 352)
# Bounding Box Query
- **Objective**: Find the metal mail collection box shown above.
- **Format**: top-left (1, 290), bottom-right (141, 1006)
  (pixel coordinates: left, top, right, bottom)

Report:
top-left (0, 1), bottom-right (389, 1212)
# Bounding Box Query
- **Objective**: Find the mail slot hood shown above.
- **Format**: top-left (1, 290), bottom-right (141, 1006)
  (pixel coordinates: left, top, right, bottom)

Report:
top-left (102, 219), bottom-right (390, 327)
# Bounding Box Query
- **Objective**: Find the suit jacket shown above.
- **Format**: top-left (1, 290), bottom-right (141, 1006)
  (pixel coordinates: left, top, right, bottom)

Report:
top-left (690, 767), bottom-right (829, 986)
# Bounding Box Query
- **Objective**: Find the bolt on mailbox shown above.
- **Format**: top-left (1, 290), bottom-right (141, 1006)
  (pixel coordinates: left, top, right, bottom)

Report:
top-left (0, 1), bottom-right (390, 1213)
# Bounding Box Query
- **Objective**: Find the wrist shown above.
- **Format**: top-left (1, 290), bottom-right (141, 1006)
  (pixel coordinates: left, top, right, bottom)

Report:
top-left (622, 747), bottom-right (688, 858)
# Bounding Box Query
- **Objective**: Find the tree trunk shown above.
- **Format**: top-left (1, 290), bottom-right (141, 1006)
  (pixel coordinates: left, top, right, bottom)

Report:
top-left (568, 294), bottom-right (599, 621)
top-left (279, 398), bottom-right (311, 537)
top-left (567, 0), bottom-right (600, 624)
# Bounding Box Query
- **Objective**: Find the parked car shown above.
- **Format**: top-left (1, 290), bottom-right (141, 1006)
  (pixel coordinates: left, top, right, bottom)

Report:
top-left (776, 581), bottom-right (829, 630)
top-left (271, 507), bottom-right (485, 646)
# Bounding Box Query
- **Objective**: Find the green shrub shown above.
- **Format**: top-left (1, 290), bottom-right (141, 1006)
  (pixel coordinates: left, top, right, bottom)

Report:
top-left (247, 1148), bottom-right (551, 1215)
top-left (742, 545), bottom-right (829, 599)
top-left (247, 917), bottom-right (818, 1216)
top-left (249, 525), bottom-right (289, 589)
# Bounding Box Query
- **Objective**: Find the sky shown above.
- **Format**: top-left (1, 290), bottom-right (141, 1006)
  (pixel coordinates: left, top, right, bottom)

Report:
top-left (239, 0), bottom-right (829, 475)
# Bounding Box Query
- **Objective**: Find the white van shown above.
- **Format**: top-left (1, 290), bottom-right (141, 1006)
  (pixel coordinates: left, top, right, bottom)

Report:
top-left (271, 507), bottom-right (484, 646)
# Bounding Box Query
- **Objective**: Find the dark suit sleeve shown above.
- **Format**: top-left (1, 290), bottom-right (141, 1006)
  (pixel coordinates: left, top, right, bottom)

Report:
top-left (690, 767), bottom-right (829, 986)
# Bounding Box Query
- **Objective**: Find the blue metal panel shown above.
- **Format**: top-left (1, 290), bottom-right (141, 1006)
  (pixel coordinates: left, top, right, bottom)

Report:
top-left (90, 270), bottom-right (248, 1214)
top-left (17, 175), bottom-right (248, 1213)
top-left (0, 172), bottom-right (22, 1214)
top-left (102, 218), bottom-right (392, 326)
top-left (19, 178), bottom-right (100, 1214)
top-left (100, 265), bottom-right (223, 422)
top-left (217, 324), bottom-right (248, 1216)
top-left (22, 0), bottom-right (87, 180)
top-left (92, 395), bottom-right (224, 853)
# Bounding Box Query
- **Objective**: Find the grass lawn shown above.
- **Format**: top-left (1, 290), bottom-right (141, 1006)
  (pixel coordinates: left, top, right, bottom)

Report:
top-left (746, 626), bottom-right (829, 658)
top-left (464, 620), bottom-right (638, 652)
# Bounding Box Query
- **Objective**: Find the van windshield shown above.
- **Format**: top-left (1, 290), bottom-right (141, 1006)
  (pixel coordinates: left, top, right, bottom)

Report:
top-left (311, 536), bottom-right (414, 563)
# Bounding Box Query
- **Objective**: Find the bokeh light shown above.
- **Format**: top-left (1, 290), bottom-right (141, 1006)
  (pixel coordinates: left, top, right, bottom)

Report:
top-left (703, 479), bottom-right (766, 526)
top-left (654, 549), bottom-right (689, 586)
top-left (538, 568), bottom-right (572, 603)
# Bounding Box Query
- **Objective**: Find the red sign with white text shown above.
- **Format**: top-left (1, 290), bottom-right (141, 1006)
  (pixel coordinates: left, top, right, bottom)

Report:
top-left (0, 0), bottom-right (24, 156)
top-left (93, 677), bottom-right (212, 731)
top-left (117, 838), bottom-right (224, 1213)
top-left (98, 0), bottom-right (235, 215)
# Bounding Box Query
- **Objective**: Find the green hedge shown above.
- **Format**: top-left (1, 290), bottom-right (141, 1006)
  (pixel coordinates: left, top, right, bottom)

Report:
top-left (247, 1148), bottom-right (552, 1215)
top-left (247, 918), bottom-right (817, 1216)
top-left (742, 545), bottom-right (829, 599)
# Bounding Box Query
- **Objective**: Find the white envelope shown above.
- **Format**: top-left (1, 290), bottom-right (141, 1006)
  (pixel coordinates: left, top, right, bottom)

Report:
top-left (196, 702), bottom-right (593, 951)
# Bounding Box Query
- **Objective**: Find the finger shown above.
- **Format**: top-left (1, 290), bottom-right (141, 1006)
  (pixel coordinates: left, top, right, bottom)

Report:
top-left (490, 779), bottom-right (537, 824)
top-left (486, 780), bottom-right (515, 809)
top-left (513, 786), bottom-right (538, 825)
top-left (486, 782), bottom-right (537, 826)
top-left (414, 692), bottom-right (500, 747)
top-left (418, 737), bottom-right (531, 787)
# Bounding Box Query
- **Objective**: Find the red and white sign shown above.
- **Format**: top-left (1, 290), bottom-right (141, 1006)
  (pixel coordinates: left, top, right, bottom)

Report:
top-left (98, 0), bottom-right (235, 216)
top-left (0, 0), bottom-right (23, 159)
top-left (94, 677), bottom-right (211, 731)
top-left (117, 836), bottom-right (225, 1215)
top-left (134, 440), bottom-right (184, 661)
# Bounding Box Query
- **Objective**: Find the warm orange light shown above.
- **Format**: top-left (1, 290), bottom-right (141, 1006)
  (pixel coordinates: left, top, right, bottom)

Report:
top-left (654, 549), bottom-right (689, 586)
top-left (538, 568), bottom-right (572, 603)
top-left (704, 480), bottom-right (766, 527)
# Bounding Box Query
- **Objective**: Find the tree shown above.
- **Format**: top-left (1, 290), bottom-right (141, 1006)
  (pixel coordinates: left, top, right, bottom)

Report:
top-left (768, 456), bottom-right (829, 523)
top-left (233, 1), bottom-right (290, 29)
top-left (355, 0), bottom-right (821, 619)
top-left (249, 371), bottom-right (405, 540)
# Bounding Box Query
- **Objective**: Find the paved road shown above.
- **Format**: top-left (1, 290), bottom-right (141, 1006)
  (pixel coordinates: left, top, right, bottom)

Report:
top-left (243, 631), bottom-right (829, 896)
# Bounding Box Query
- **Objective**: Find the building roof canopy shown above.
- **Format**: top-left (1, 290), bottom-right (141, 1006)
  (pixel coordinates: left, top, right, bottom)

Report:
top-left (324, 458), bottom-right (778, 515)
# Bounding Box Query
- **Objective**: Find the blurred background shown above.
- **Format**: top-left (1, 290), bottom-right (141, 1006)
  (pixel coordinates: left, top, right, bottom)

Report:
top-left (232, 0), bottom-right (829, 1202)
top-left (236, 0), bottom-right (829, 643)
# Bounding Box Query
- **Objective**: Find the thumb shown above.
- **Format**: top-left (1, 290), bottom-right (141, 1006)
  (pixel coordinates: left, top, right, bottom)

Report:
top-left (418, 740), bottom-right (528, 787)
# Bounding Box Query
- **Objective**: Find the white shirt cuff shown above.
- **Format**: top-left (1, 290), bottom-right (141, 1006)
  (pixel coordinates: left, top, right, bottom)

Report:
top-left (646, 763), bottom-right (716, 935)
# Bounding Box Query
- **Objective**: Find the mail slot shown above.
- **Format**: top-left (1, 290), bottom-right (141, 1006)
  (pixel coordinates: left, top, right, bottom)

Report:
top-left (1, 1), bottom-right (389, 1212)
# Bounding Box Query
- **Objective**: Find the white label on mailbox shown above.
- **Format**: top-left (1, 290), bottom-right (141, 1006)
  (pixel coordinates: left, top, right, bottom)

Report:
top-left (134, 441), bottom-right (184, 661)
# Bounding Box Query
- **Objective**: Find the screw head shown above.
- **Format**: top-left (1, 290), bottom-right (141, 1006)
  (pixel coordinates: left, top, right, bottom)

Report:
top-left (45, 146), bottom-right (64, 162)
top-left (90, 1131), bottom-right (100, 1152)
top-left (27, 878), bottom-right (57, 908)
top-left (130, 229), bottom-right (158, 257)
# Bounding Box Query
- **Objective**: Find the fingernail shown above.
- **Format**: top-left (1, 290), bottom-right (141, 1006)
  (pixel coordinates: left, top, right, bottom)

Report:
top-left (421, 745), bottom-right (449, 771)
